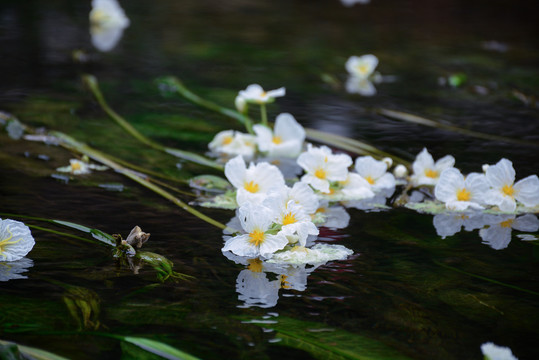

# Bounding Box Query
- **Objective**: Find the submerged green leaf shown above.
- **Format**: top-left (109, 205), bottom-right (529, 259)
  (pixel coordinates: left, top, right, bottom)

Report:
top-left (0, 340), bottom-right (70, 360)
top-left (189, 175), bottom-right (232, 193)
top-left (121, 336), bottom-right (200, 360)
top-left (197, 191), bottom-right (237, 210)
top-left (248, 317), bottom-right (411, 360)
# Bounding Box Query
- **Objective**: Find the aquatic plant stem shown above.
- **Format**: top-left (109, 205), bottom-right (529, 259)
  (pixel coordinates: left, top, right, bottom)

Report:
top-left (158, 76), bottom-right (409, 165)
top-left (82, 74), bottom-right (223, 170)
top-left (377, 108), bottom-right (539, 147)
top-left (51, 131), bottom-right (227, 230)
top-left (260, 103), bottom-right (268, 127)
top-left (433, 260), bottom-right (539, 296)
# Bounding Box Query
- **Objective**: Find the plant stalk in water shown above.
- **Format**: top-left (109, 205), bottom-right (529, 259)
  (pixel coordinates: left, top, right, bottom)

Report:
top-left (82, 74), bottom-right (223, 170)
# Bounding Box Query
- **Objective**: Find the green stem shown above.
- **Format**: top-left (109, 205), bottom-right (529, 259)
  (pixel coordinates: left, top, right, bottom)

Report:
top-left (377, 108), bottom-right (539, 147)
top-left (82, 74), bottom-right (223, 170)
top-left (433, 260), bottom-right (539, 296)
top-left (51, 131), bottom-right (227, 230)
top-left (260, 103), bottom-right (268, 127)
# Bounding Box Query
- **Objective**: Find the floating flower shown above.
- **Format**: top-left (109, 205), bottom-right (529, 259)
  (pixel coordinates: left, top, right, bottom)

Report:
top-left (264, 196), bottom-right (319, 247)
top-left (0, 218), bottom-right (35, 262)
top-left (56, 159), bottom-right (108, 175)
top-left (479, 214), bottom-right (539, 250)
top-left (354, 156), bottom-right (396, 192)
top-left (334, 173), bottom-right (375, 200)
top-left (238, 84), bottom-right (285, 105)
top-left (480, 342), bottom-right (518, 360)
top-left (224, 155), bottom-right (285, 205)
top-left (253, 113), bottom-right (305, 158)
top-left (483, 158), bottom-right (539, 212)
top-left (434, 168), bottom-right (488, 211)
top-left (410, 148), bottom-right (455, 186)
top-left (432, 212), bottom-right (486, 239)
top-left (208, 130), bottom-right (256, 159)
top-left (297, 144), bottom-right (352, 193)
top-left (345, 55), bottom-right (378, 79)
top-left (90, 0), bottom-right (130, 52)
top-left (222, 203), bottom-right (289, 258)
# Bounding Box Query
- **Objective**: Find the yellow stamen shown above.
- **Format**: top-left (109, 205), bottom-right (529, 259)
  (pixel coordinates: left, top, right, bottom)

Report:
top-left (456, 188), bottom-right (471, 201)
top-left (272, 136), bottom-right (283, 144)
top-left (0, 228), bottom-right (23, 254)
top-left (247, 258), bottom-right (263, 272)
top-left (248, 230), bottom-right (265, 247)
top-left (222, 136), bottom-right (233, 145)
top-left (282, 212), bottom-right (296, 225)
top-left (365, 176), bottom-right (375, 185)
top-left (356, 64), bottom-right (369, 75)
top-left (71, 162), bottom-right (82, 171)
top-left (502, 184), bottom-right (515, 197)
top-left (424, 169), bottom-right (438, 178)
top-left (314, 168), bottom-right (326, 180)
top-left (244, 181), bottom-right (259, 193)
top-left (500, 219), bottom-right (514, 228)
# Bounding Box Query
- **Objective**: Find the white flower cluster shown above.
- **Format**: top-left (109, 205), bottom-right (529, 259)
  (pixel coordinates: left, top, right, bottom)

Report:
top-left (407, 148), bottom-right (539, 212)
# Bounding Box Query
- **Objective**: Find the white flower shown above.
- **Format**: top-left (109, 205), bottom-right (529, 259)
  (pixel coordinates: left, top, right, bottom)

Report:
top-left (345, 77), bottom-right (376, 96)
top-left (0, 219), bottom-right (35, 262)
top-left (345, 55), bottom-right (378, 79)
top-left (222, 203), bottom-right (289, 258)
top-left (434, 168), bottom-right (488, 211)
top-left (270, 182), bottom-right (319, 215)
top-left (253, 113), bottom-right (305, 158)
top-left (484, 158), bottom-right (539, 212)
top-left (410, 148), bottom-right (456, 186)
top-left (90, 0), bottom-right (130, 52)
top-left (432, 212), bottom-right (486, 239)
top-left (257, 157), bottom-right (303, 180)
top-left (224, 155), bottom-right (285, 205)
top-left (238, 84), bottom-right (286, 105)
top-left (264, 197), bottom-right (319, 247)
top-left (56, 159), bottom-right (108, 175)
top-left (208, 130), bottom-right (256, 158)
top-left (337, 173), bottom-right (375, 200)
top-left (297, 144), bottom-right (352, 193)
top-left (481, 342), bottom-right (518, 360)
top-left (480, 214), bottom-right (539, 250)
top-left (354, 156), bottom-right (396, 192)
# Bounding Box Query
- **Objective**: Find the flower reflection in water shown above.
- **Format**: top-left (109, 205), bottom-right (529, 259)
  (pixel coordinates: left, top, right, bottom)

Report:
top-left (0, 258), bottom-right (34, 282)
top-left (432, 212), bottom-right (539, 250)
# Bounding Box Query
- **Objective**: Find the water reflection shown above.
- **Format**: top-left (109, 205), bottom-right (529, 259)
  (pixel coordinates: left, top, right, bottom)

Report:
top-left (0, 258), bottom-right (33, 282)
top-left (433, 212), bottom-right (539, 250)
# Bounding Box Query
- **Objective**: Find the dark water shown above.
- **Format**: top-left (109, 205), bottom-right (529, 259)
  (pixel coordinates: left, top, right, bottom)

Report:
top-left (1, 0), bottom-right (538, 359)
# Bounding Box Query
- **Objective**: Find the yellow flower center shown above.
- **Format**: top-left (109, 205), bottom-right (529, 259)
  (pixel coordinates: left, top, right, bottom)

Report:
top-left (424, 169), bottom-right (438, 178)
top-left (365, 176), bottom-right (375, 185)
top-left (0, 228), bottom-right (23, 255)
top-left (282, 212), bottom-right (296, 225)
top-left (247, 258), bottom-right (263, 272)
top-left (222, 136), bottom-right (233, 145)
top-left (244, 181), bottom-right (259, 193)
top-left (502, 184), bottom-right (515, 197)
top-left (248, 230), bottom-right (265, 247)
top-left (356, 64), bottom-right (369, 76)
top-left (456, 188), bottom-right (471, 201)
top-left (272, 136), bottom-right (283, 144)
top-left (72, 162), bottom-right (82, 171)
top-left (314, 168), bottom-right (327, 180)
top-left (500, 219), bottom-right (514, 228)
